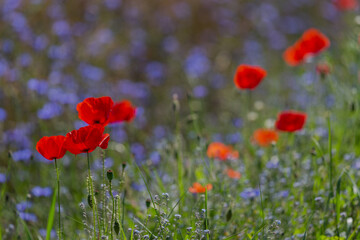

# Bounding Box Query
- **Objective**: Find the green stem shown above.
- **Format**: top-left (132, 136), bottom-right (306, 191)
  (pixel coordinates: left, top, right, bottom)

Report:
top-left (109, 180), bottom-right (114, 240)
top-left (54, 159), bottom-right (62, 240)
top-left (102, 153), bottom-right (106, 233)
top-left (87, 152), bottom-right (97, 239)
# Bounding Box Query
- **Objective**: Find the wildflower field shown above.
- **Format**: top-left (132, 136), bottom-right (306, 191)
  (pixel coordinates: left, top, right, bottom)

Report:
top-left (1, 0), bottom-right (360, 239)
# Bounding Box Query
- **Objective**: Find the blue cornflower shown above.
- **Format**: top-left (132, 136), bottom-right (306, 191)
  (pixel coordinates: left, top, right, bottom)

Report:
top-left (12, 149), bottom-right (32, 162)
top-left (37, 102), bottom-right (63, 119)
top-left (240, 188), bottom-right (260, 199)
top-left (31, 186), bottom-right (52, 197)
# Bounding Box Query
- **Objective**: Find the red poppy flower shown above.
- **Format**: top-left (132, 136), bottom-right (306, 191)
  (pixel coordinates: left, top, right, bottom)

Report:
top-left (283, 43), bottom-right (307, 66)
top-left (275, 111), bottom-right (307, 132)
top-left (189, 182), bottom-right (213, 194)
top-left (108, 100), bottom-right (136, 124)
top-left (233, 65), bottom-right (267, 90)
top-left (334, 0), bottom-right (358, 10)
top-left (300, 29), bottom-right (330, 55)
top-left (36, 135), bottom-right (67, 160)
top-left (99, 133), bottom-right (110, 149)
top-left (76, 96), bottom-right (114, 126)
top-left (226, 168), bottom-right (241, 179)
top-left (64, 125), bottom-right (107, 155)
top-left (253, 129), bottom-right (279, 147)
top-left (284, 29), bottom-right (330, 66)
top-left (206, 142), bottom-right (239, 161)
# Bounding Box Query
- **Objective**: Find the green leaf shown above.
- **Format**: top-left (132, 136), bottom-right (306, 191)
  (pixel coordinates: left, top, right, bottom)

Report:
top-left (46, 188), bottom-right (57, 240)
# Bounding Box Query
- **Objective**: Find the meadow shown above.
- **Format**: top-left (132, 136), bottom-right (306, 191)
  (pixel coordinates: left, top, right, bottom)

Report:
top-left (1, 0), bottom-right (360, 239)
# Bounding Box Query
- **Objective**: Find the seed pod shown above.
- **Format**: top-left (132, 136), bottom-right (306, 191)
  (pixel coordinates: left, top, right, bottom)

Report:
top-left (107, 170), bottom-right (113, 182)
top-left (114, 220), bottom-right (120, 235)
top-left (145, 198), bottom-right (151, 208)
top-left (122, 162), bottom-right (127, 170)
top-left (226, 209), bottom-right (232, 221)
top-left (87, 194), bottom-right (93, 208)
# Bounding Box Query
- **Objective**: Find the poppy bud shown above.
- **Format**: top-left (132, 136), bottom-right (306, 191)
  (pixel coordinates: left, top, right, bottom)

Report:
top-left (122, 162), bottom-right (127, 170)
top-left (87, 194), bottom-right (93, 208)
top-left (350, 102), bottom-right (356, 112)
top-left (146, 198), bottom-right (151, 208)
top-left (114, 220), bottom-right (120, 235)
top-left (226, 209), bottom-right (232, 221)
top-left (107, 170), bottom-right (113, 182)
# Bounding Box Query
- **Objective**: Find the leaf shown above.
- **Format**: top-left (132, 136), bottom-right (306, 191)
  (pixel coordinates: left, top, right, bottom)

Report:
top-left (46, 188), bottom-right (57, 240)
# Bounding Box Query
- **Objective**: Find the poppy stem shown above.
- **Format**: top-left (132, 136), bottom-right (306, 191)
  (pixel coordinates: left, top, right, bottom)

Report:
top-left (87, 152), bottom-right (97, 238)
top-left (54, 158), bottom-right (62, 240)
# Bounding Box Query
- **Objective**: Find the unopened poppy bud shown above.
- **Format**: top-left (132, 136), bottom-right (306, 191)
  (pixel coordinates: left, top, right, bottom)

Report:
top-left (107, 170), bottom-right (113, 182)
top-left (114, 220), bottom-right (120, 235)
top-left (87, 194), bottom-right (93, 208)
top-left (122, 162), bottom-right (127, 170)
top-left (145, 198), bottom-right (151, 208)
top-left (226, 209), bottom-right (232, 221)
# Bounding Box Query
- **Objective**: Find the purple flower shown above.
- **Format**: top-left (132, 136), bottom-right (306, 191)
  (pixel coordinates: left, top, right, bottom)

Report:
top-left (266, 156), bottom-right (279, 169)
top-left (78, 63), bottom-right (104, 82)
top-left (104, 0), bottom-right (122, 9)
top-left (52, 20), bottom-right (71, 37)
top-left (39, 229), bottom-right (56, 238)
top-left (153, 125), bottom-right (167, 140)
top-left (19, 212), bottom-right (37, 222)
top-left (131, 143), bottom-right (146, 163)
top-left (0, 108), bottom-right (7, 122)
top-left (17, 53), bottom-right (32, 67)
top-left (131, 182), bottom-right (145, 191)
top-left (16, 201), bottom-right (33, 212)
top-left (185, 48), bottom-right (210, 78)
top-left (27, 79), bottom-right (48, 95)
top-left (240, 188), bottom-right (260, 199)
top-left (0, 173), bottom-right (7, 183)
top-left (226, 133), bottom-right (242, 144)
top-left (192, 85), bottom-right (208, 98)
top-left (31, 186), bottom-right (52, 197)
top-left (33, 35), bottom-right (48, 51)
top-left (162, 36), bottom-right (179, 53)
top-left (12, 149), bottom-right (32, 162)
top-left (150, 151), bottom-right (161, 165)
top-left (145, 62), bottom-right (165, 86)
top-left (37, 102), bottom-right (63, 119)
top-left (277, 190), bottom-right (289, 198)
top-left (2, 39), bottom-right (14, 53)
top-left (2, 0), bottom-right (22, 13)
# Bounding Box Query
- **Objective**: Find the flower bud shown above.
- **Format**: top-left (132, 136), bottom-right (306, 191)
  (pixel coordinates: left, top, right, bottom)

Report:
top-left (114, 220), bottom-right (120, 235)
top-left (145, 198), bottom-right (151, 208)
top-left (107, 170), bottom-right (113, 182)
top-left (87, 194), bottom-right (93, 208)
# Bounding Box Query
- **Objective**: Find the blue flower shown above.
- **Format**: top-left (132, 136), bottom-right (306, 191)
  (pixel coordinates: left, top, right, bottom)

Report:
top-left (12, 149), bottom-right (32, 162)
top-left (145, 62), bottom-right (165, 86)
top-left (104, 0), bottom-right (122, 9)
top-left (31, 186), bottom-right (52, 197)
top-left (150, 151), bottom-right (161, 165)
top-left (37, 102), bottom-right (63, 119)
top-left (0, 173), bottom-right (7, 183)
top-left (0, 108), bottom-right (7, 122)
top-left (184, 48), bottom-right (210, 78)
top-left (16, 201), bottom-right (33, 212)
top-left (192, 85), bottom-right (208, 98)
top-left (78, 63), bottom-right (104, 82)
top-left (27, 78), bottom-right (48, 95)
top-left (19, 212), bottom-right (37, 222)
top-left (39, 229), bottom-right (56, 238)
top-left (240, 188), bottom-right (260, 199)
